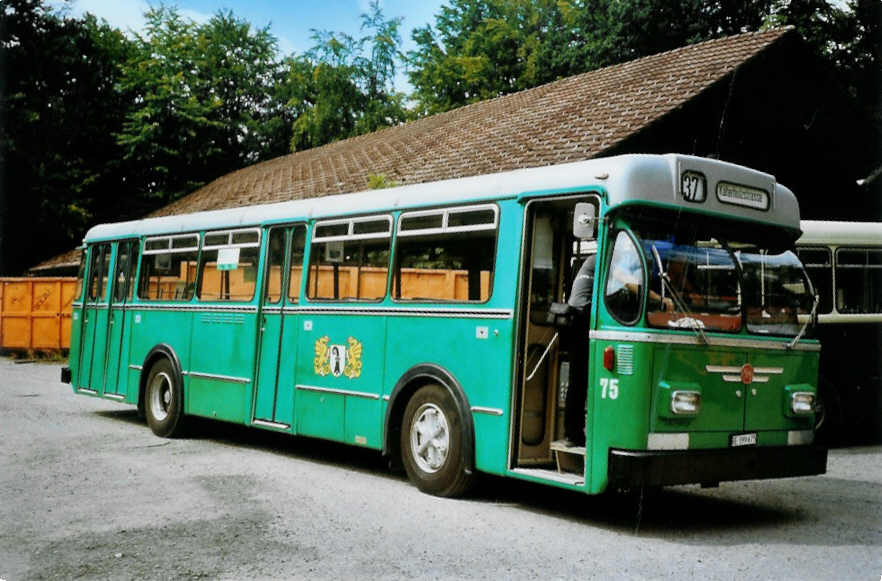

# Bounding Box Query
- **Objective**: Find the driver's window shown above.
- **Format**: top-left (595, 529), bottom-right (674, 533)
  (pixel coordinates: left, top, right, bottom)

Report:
top-left (604, 231), bottom-right (643, 324)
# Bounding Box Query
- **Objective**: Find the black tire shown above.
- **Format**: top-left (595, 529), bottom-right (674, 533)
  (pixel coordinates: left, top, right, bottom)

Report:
top-left (400, 384), bottom-right (474, 497)
top-left (144, 358), bottom-right (186, 438)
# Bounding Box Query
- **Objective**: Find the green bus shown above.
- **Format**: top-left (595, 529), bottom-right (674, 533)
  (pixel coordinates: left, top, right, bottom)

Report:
top-left (63, 154), bottom-right (827, 497)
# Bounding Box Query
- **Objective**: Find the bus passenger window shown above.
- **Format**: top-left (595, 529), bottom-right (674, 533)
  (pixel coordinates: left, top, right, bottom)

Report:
top-left (138, 235), bottom-right (199, 301)
top-left (836, 249), bottom-right (882, 314)
top-left (128, 244), bottom-right (140, 301)
top-left (392, 206), bottom-right (498, 302)
top-left (797, 247), bottom-right (833, 314)
top-left (288, 226), bottom-right (306, 302)
top-left (197, 228), bottom-right (261, 302)
top-left (87, 245), bottom-right (111, 301)
top-left (112, 243), bottom-right (131, 303)
top-left (265, 226), bottom-right (306, 303)
top-left (265, 229), bottom-right (286, 303)
top-left (73, 249), bottom-right (86, 302)
top-left (604, 231), bottom-right (643, 324)
top-left (308, 217), bottom-right (392, 301)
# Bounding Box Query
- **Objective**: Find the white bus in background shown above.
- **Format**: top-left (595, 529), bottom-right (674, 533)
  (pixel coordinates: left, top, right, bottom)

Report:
top-left (797, 220), bottom-right (882, 443)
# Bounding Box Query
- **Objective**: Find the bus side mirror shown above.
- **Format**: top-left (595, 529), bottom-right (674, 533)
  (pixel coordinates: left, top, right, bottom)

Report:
top-left (573, 203), bottom-right (596, 240)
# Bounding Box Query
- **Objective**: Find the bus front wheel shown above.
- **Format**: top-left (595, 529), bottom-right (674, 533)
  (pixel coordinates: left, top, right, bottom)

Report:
top-left (400, 384), bottom-right (473, 497)
top-left (144, 358), bottom-right (185, 438)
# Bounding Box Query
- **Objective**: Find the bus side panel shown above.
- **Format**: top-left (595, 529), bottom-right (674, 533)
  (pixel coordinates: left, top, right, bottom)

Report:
top-left (119, 309), bottom-right (138, 403)
top-left (103, 301), bottom-right (129, 396)
top-left (77, 305), bottom-right (97, 390)
top-left (128, 307), bottom-right (194, 403)
top-left (586, 337), bottom-right (653, 494)
top-left (69, 306), bottom-right (83, 389)
top-left (253, 312), bottom-right (285, 421)
top-left (86, 305), bottom-right (111, 393)
top-left (294, 314), bottom-right (386, 448)
top-left (187, 309), bottom-right (259, 423)
top-left (297, 389), bottom-right (345, 441)
top-left (383, 315), bottom-right (516, 476)
top-left (68, 257), bottom-right (88, 390)
top-left (815, 322), bottom-right (882, 442)
top-left (265, 312), bottom-right (299, 427)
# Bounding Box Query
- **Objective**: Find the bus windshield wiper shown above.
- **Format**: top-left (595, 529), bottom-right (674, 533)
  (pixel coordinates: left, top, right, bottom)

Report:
top-left (651, 243), bottom-right (710, 346)
top-left (788, 292), bottom-right (819, 350)
top-left (719, 239), bottom-right (743, 280)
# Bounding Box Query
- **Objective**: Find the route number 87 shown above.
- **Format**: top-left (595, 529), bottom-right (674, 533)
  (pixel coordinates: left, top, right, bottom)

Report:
top-left (600, 377), bottom-right (619, 399)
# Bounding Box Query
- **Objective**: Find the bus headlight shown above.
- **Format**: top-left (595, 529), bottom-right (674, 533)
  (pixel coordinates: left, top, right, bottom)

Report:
top-left (790, 392), bottom-right (815, 415)
top-left (671, 391), bottom-right (701, 415)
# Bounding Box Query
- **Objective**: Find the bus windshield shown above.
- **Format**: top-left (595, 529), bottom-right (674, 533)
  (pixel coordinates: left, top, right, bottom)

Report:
top-left (736, 247), bottom-right (814, 336)
top-left (632, 220), bottom-right (814, 337)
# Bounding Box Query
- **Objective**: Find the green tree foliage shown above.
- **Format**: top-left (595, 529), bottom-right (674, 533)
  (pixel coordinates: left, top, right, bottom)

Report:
top-left (767, 0), bottom-right (880, 131)
top-left (355, 1), bottom-right (408, 135)
top-left (288, 33), bottom-right (364, 151)
top-left (198, 11), bottom-right (293, 164)
top-left (286, 0), bottom-right (408, 151)
top-left (573, 0), bottom-right (774, 65)
top-left (2, 0), bottom-right (878, 274)
top-left (116, 7), bottom-right (216, 204)
top-left (846, 0), bottom-right (881, 136)
top-left (0, 0), bottom-right (135, 274)
top-left (1, 2), bottom-right (295, 273)
top-left (117, 6), bottom-right (288, 206)
top-left (406, 0), bottom-right (877, 119)
top-left (407, 0), bottom-right (524, 115)
top-left (367, 173), bottom-right (398, 189)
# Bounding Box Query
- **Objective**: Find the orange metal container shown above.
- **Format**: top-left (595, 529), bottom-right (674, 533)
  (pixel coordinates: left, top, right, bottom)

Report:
top-left (0, 278), bottom-right (77, 351)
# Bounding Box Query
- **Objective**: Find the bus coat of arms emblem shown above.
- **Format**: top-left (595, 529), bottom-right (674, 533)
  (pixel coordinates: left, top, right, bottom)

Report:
top-left (314, 336), bottom-right (363, 379)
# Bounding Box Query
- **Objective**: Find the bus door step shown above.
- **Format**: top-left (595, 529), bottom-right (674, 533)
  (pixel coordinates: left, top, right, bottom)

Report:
top-left (550, 440), bottom-right (586, 474)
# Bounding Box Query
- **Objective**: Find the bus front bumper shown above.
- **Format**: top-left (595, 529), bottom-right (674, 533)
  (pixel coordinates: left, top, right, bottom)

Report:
top-left (608, 445), bottom-right (827, 488)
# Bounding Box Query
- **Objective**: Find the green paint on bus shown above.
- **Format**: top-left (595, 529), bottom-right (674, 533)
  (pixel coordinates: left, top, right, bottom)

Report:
top-left (66, 154), bottom-right (826, 498)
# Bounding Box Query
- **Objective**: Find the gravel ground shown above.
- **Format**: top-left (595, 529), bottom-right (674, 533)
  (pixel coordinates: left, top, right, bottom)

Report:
top-left (1, 357), bottom-right (880, 580)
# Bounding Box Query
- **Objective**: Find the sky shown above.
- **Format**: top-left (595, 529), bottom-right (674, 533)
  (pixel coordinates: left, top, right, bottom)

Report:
top-left (50, 0), bottom-right (447, 90)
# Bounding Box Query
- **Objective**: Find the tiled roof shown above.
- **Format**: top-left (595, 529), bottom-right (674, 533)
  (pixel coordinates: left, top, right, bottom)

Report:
top-left (33, 27), bottom-right (794, 270)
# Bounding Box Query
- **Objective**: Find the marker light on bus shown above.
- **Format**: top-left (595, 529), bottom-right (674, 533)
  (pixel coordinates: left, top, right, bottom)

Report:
top-left (603, 346), bottom-right (615, 371)
top-left (790, 392), bottom-right (815, 415)
top-left (670, 391), bottom-right (701, 415)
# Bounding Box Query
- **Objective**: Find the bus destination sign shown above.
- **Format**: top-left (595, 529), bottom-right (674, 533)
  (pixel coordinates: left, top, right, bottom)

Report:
top-left (716, 182), bottom-right (770, 210)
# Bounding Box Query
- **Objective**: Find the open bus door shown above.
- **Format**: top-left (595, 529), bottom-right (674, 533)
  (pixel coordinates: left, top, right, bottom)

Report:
top-left (514, 195), bottom-right (599, 480)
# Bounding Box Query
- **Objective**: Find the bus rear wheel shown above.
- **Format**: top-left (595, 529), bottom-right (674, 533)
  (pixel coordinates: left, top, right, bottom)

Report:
top-left (144, 358), bottom-right (185, 438)
top-left (400, 384), bottom-right (473, 497)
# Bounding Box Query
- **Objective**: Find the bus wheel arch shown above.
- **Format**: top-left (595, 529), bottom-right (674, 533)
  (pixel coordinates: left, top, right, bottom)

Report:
top-left (385, 364), bottom-right (475, 496)
top-left (138, 344), bottom-right (186, 438)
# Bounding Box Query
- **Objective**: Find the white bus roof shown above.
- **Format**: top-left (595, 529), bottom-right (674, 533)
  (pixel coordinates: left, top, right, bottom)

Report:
top-left (84, 154), bottom-right (800, 242)
top-left (798, 220), bottom-right (882, 247)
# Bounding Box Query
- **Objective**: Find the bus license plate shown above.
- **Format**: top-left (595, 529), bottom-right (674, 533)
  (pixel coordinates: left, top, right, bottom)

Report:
top-left (730, 432), bottom-right (757, 447)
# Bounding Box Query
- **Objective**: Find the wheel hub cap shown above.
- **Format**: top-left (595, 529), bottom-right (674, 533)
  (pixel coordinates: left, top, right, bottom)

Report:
top-left (149, 371), bottom-right (172, 422)
top-left (410, 403), bottom-right (450, 473)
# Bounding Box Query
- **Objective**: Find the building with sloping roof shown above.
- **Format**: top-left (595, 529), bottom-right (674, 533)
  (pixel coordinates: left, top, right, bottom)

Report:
top-left (31, 27), bottom-right (877, 273)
